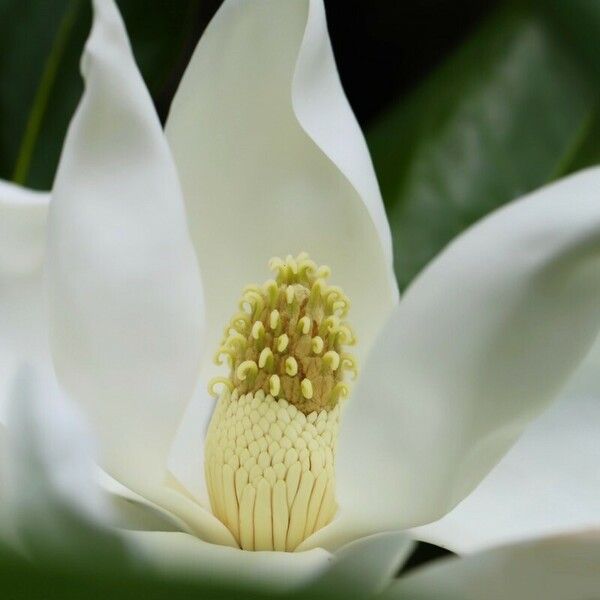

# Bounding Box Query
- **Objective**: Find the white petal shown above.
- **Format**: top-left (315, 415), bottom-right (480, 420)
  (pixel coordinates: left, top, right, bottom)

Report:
top-left (125, 530), bottom-right (331, 593)
top-left (383, 530), bottom-right (600, 600)
top-left (96, 464), bottom-right (237, 548)
top-left (96, 469), bottom-right (192, 533)
top-left (304, 167), bottom-right (600, 550)
top-left (310, 532), bottom-right (414, 597)
top-left (166, 0), bottom-right (397, 383)
top-left (3, 365), bottom-right (129, 566)
top-left (167, 379), bottom-right (213, 506)
top-left (0, 180), bottom-right (48, 276)
top-left (410, 381), bottom-right (600, 553)
top-left (0, 275), bottom-right (48, 425)
top-left (0, 181), bottom-right (49, 430)
top-left (46, 0), bottom-right (205, 518)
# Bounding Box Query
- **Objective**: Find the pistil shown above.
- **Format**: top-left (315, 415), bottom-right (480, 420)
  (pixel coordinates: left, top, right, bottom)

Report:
top-left (206, 253), bottom-right (357, 551)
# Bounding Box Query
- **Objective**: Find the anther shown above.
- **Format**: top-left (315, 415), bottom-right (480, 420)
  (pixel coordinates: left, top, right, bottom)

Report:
top-left (311, 336), bottom-right (324, 354)
top-left (214, 347), bottom-right (235, 366)
top-left (226, 331), bottom-right (247, 352)
top-left (330, 382), bottom-right (349, 404)
top-left (286, 255), bottom-right (298, 274)
top-left (270, 374), bottom-right (281, 396)
top-left (286, 286), bottom-right (295, 304)
top-left (269, 310), bottom-right (280, 330)
top-left (323, 351), bottom-right (340, 371)
top-left (259, 347), bottom-right (274, 370)
top-left (252, 321), bottom-right (265, 341)
top-left (285, 357), bottom-right (298, 377)
top-left (341, 353), bottom-right (358, 379)
top-left (237, 360), bottom-right (258, 382)
top-left (208, 377), bottom-right (234, 397)
top-left (276, 334), bottom-right (289, 353)
top-left (297, 316), bottom-right (311, 335)
top-left (301, 378), bottom-right (313, 400)
top-left (208, 254), bottom-right (356, 410)
top-left (316, 265), bottom-right (331, 279)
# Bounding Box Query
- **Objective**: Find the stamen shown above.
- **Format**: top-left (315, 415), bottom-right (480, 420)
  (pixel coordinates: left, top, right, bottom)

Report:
top-left (322, 351), bottom-right (340, 371)
top-left (285, 357), bottom-right (298, 377)
top-left (269, 310), bottom-right (280, 330)
top-left (269, 374), bottom-right (281, 397)
top-left (297, 316), bottom-right (311, 335)
top-left (236, 360), bottom-right (258, 382)
top-left (205, 253), bottom-right (357, 551)
top-left (311, 336), bottom-right (324, 354)
top-left (301, 378), bottom-right (313, 400)
top-left (276, 334), bottom-right (289, 353)
top-left (205, 391), bottom-right (341, 551)
top-left (251, 320), bottom-right (265, 341)
top-left (258, 347), bottom-right (274, 370)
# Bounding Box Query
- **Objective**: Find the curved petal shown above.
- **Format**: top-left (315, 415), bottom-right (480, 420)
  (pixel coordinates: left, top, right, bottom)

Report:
top-left (0, 181), bottom-right (50, 429)
top-left (307, 532), bottom-right (414, 597)
top-left (410, 376), bottom-right (600, 553)
top-left (165, 0), bottom-right (397, 383)
top-left (383, 530), bottom-right (600, 600)
top-left (167, 378), bottom-right (213, 506)
top-left (303, 167), bottom-right (600, 550)
top-left (96, 469), bottom-right (192, 533)
top-left (46, 0), bottom-right (205, 526)
top-left (0, 275), bottom-right (48, 425)
top-left (125, 530), bottom-right (331, 593)
top-left (3, 365), bottom-right (130, 568)
top-left (0, 180), bottom-right (48, 276)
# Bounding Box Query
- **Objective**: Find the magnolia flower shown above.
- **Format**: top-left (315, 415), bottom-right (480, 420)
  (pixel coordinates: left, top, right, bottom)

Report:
top-left (1, 0), bottom-right (600, 594)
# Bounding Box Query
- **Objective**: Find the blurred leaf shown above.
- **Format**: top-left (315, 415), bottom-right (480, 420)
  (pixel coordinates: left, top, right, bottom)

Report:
top-left (0, 551), bottom-right (264, 600)
top-left (0, 0), bottom-right (73, 186)
top-left (540, 0), bottom-right (600, 82)
top-left (10, 0), bottom-right (82, 186)
top-left (368, 4), bottom-right (599, 290)
top-left (0, 0), bottom-right (200, 190)
top-left (0, 547), bottom-right (358, 600)
top-left (560, 108), bottom-right (600, 174)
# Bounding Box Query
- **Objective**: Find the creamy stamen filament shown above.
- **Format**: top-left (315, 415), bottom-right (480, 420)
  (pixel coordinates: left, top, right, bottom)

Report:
top-left (206, 253), bottom-right (357, 551)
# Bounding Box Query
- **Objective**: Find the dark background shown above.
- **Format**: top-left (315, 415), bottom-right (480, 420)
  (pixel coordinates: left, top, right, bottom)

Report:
top-left (1, 0), bottom-right (500, 187)
top-left (157, 0), bottom-right (499, 125)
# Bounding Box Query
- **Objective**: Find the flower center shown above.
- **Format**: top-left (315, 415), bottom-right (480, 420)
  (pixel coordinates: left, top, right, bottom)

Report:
top-left (205, 253), bottom-right (357, 551)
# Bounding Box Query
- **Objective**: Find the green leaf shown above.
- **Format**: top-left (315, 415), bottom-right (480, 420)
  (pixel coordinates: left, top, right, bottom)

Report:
top-left (368, 4), bottom-right (599, 290)
top-left (0, 549), bottom-right (263, 600)
top-left (539, 0), bottom-right (600, 83)
top-left (0, 0), bottom-right (199, 190)
top-left (0, 0), bottom-right (74, 186)
top-left (11, 0), bottom-right (82, 186)
top-left (0, 546), bottom-right (355, 600)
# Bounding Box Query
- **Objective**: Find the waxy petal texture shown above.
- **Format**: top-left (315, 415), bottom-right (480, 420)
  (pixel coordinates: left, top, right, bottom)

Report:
top-left (383, 530), bottom-right (600, 600)
top-left (308, 531), bottom-right (414, 597)
top-left (3, 366), bottom-right (130, 567)
top-left (125, 530), bottom-right (331, 593)
top-left (304, 167), bottom-right (600, 550)
top-left (411, 366), bottom-right (600, 553)
top-left (46, 0), bottom-right (207, 527)
top-left (0, 180), bottom-right (47, 276)
top-left (0, 181), bottom-right (49, 430)
top-left (166, 0), bottom-right (397, 386)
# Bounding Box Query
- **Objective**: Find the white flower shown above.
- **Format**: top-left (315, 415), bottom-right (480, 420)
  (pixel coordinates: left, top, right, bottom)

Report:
top-left (1, 0), bottom-right (600, 594)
